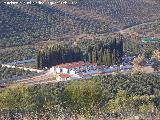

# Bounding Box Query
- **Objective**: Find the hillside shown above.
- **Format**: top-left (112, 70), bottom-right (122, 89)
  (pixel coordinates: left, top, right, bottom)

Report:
top-left (55, 0), bottom-right (160, 29)
top-left (1, 0), bottom-right (160, 63)
top-left (1, 73), bottom-right (160, 119)
top-left (1, 0), bottom-right (160, 48)
top-left (0, 2), bottom-right (109, 48)
top-left (1, 1), bottom-right (160, 118)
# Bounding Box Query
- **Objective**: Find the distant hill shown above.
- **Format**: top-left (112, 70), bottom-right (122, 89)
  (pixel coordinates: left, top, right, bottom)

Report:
top-left (0, 1), bottom-right (109, 48)
top-left (57, 0), bottom-right (160, 28)
top-left (1, 0), bottom-right (160, 48)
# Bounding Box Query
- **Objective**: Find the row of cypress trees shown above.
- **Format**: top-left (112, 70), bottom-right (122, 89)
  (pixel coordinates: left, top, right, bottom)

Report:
top-left (87, 39), bottom-right (123, 66)
top-left (37, 39), bottom-right (123, 69)
top-left (37, 45), bottom-right (83, 69)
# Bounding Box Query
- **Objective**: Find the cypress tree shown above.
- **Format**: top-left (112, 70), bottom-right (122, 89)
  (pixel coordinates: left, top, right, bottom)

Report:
top-left (41, 51), bottom-right (46, 69)
top-left (107, 48), bottom-right (112, 66)
top-left (88, 46), bottom-right (93, 63)
top-left (92, 50), bottom-right (97, 63)
top-left (102, 49), bottom-right (107, 65)
top-left (37, 51), bottom-right (41, 69)
top-left (112, 49), bottom-right (116, 65)
top-left (48, 47), bottom-right (52, 68)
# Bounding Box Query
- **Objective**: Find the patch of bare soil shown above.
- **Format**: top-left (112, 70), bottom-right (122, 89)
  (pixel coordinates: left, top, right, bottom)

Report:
top-left (144, 66), bottom-right (154, 73)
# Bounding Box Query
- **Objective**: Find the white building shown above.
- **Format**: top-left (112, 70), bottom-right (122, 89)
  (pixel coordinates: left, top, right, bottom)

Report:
top-left (49, 61), bottom-right (133, 81)
top-left (56, 67), bottom-right (61, 73)
top-left (62, 68), bottom-right (68, 74)
top-left (50, 61), bottom-right (98, 80)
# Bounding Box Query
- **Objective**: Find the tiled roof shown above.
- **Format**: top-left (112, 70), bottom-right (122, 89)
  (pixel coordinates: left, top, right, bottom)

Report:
top-left (145, 34), bottom-right (160, 37)
top-left (59, 74), bottom-right (72, 78)
top-left (56, 61), bottom-right (97, 69)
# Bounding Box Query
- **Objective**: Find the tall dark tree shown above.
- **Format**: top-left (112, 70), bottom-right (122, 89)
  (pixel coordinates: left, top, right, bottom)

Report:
top-left (37, 38), bottom-right (124, 69)
top-left (37, 51), bottom-right (41, 69)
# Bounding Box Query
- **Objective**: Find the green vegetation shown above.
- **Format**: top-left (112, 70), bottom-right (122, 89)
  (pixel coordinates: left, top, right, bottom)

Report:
top-left (78, 35), bottom-right (160, 58)
top-left (143, 37), bottom-right (160, 42)
top-left (0, 85), bottom-right (29, 109)
top-left (1, 0), bottom-right (160, 49)
top-left (151, 50), bottom-right (160, 71)
top-left (0, 2), bottom-right (109, 48)
top-left (0, 46), bottom-right (36, 63)
top-left (86, 38), bottom-right (123, 65)
top-left (37, 38), bottom-right (123, 69)
top-left (123, 40), bottom-right (160, 57)
top-left (0, 73), bottom-right (160, 119)
top-left (0, 33), bottom-right (159, 64)
top-left (1, 0), bottom-right (160, 64)
top-left (0, 1), bottom-right (160, 118)
top-left (58, 0), bottom-right (160, 29)
top-left (37, 45), bottom-right (83, 69)
top-left (0, 67), bottom-right (37, 80)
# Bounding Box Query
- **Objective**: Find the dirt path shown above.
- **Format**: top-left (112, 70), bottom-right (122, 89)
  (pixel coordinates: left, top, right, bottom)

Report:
top-left (143, 66), bottom-right (155, 73)
top-left (119, 21), bottom-right (158, 35)
top-left (12, 72), bottom-right (56, 86)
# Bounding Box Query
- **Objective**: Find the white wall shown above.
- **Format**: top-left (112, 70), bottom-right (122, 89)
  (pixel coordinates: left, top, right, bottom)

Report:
top-left (50, 67), bottom-right (55, 73)
top-left (70, 70), bottom-right (76, 74)
top-left (62, 68), bottom-right (68, 74)
top-left (56, 67), bottom-right (61, 73)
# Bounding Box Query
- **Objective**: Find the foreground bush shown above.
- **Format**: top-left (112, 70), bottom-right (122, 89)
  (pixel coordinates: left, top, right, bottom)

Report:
top-left (0, 73), bottom-right (160, 119)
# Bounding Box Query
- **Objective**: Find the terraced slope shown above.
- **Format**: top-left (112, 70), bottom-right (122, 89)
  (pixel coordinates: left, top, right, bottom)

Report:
top-left (55, 0), bottom-right (160, 29)
top-left (1, 0), bottom-right (160, 48)
top-left (1, 0), bottom-right (160, 63)
top-left (0, 2), bottom-right (109, 48)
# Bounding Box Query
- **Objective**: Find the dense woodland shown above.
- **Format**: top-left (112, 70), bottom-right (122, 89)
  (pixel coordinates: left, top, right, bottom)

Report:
top-left (37, 45), bottom-right (83, 69)
top-left (0, 73), bottom-right (160, 119)
top-left (37, 38), bottom-right (123, 69)
top-left (86, 38), bottom-right (123, 65)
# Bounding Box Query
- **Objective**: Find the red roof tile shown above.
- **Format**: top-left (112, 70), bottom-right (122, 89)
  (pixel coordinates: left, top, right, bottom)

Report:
top-left (55, 61), bottom-right (97, 69)
top-left (57, 61), bottom-right (89, 68)
top-left (59, 74), bottom-right (71, 78)
top-left (146, 34), bottom-right (160, 37)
